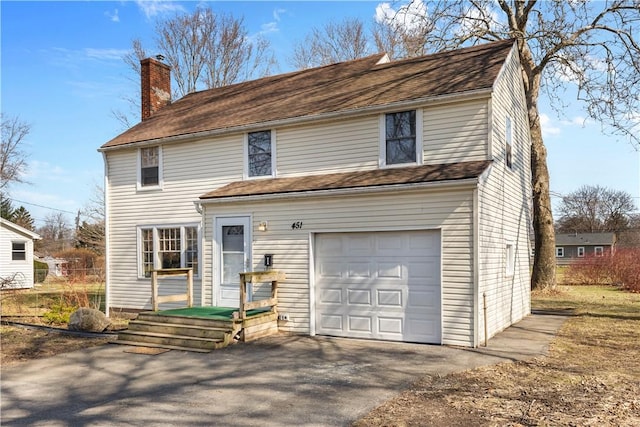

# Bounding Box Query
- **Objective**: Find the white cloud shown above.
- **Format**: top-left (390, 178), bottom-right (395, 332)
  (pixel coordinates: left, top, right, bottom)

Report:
top-left (273, 8), bottom-right (286, 22)
top-left (83, 48), bottom-right (130, 61)
top-left (260, 22), bottom-right (279, 35)
top-left (135, 0), bottom-right (185, 19)
top-left (105, 8), bottom-right (120, 23)
top-left (540, 113), bottom-right (561, 137)
top-left (375, 0), bottom-right (427, 33)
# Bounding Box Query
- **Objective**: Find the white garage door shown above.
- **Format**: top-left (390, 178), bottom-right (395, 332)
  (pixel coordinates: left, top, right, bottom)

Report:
top-left (314, 230), bottom-right (441, 343)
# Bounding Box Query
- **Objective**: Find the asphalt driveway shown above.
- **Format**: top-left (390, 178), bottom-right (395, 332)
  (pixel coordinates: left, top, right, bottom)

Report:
top-left (1, 313), bottom-right (567, 426)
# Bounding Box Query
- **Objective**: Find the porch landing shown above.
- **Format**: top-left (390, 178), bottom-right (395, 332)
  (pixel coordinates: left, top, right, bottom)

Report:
top-left (114, 306), bottom-right (278, 353)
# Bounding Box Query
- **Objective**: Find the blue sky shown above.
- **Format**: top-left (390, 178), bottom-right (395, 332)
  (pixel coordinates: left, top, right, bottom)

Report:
top-left (2, 0), bottom-right (639, 228)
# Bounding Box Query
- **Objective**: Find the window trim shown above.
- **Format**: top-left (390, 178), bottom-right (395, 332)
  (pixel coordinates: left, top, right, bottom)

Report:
top-left (577, 246), bottom-right (585, 257)
top-left (594, 246), bottom-right (604, 257)
top-left (11, 241), bottom-right (27, 262)
top-left (137, 146), bottom-right (163, 191)
top-left (379, 109), bottom-right (423, 168)
top-left (505, 115), bottom-right (513, 170)
top-left (556, 247), bottom-right (564, 258)
top-left (244, 129), bottom-right (276, 179)
top-left (137, 223), bottom-right (201, 279)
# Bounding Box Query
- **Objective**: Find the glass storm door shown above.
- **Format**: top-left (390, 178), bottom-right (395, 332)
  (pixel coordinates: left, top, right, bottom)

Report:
top-left (215, 216), bottom-right (251, 308)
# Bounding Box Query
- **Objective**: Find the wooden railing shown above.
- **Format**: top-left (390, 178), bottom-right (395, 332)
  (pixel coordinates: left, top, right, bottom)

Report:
top-left (238, 271), bottom-right (286, 320)
top-left (150, 268), bottom-right (193, 311)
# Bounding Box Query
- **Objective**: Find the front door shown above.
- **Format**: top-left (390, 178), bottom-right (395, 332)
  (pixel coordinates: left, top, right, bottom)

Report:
top-left (215, 216), bottom-right (251, 308)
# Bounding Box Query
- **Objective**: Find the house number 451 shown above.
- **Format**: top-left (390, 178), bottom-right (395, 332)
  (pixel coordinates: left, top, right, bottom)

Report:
top-left (291, 221), bottom-right (303, 230)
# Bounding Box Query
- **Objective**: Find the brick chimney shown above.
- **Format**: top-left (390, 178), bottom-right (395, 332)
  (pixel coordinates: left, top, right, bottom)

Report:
top-left (140, 56), bottom-right (171, 121)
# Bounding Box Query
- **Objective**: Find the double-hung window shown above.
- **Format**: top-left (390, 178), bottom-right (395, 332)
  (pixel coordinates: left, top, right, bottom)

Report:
top-left (139, 225), bottom-right (199, 277)
top-left (381, 110), bottom-right (422, 166)
top-left (11, 241), bottom-right (26, 261)
top-left (139, 146), bottom-right (162, 189)
top-left (556, 247), bottom-right (564, 258)
top-left (246, 130), bottom-right (275, 178)
top-left (595, 246), bottom-right (604, 257)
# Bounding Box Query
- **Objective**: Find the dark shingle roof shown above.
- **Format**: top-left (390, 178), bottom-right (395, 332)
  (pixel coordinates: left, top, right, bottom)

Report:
top-left (555, 233), bottom-right (617, 246)
top-left (101, 40), bottom-right (514, 149)
top-left (200, 160), bottom-right (491, 201)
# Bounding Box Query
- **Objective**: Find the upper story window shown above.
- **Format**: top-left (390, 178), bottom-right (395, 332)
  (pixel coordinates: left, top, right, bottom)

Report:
top-left (139, 146), bottom-right (162, 189)
top-left (11, 241), bottom-right (26, 261)
top-left (505, 116), bottom-right (513, 169)
top-left (381, 110), bottom-right (423, 167)
top-left (246, 130), bottom-right (275, 178)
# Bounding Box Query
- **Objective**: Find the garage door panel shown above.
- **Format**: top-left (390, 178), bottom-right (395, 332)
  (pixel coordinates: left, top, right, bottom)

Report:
top-left (315, 230), bottom-right (441, 344)
top-left (377, 289), bottom-right (403, 307)
top-left (347, 289), bottom-right (372, 305)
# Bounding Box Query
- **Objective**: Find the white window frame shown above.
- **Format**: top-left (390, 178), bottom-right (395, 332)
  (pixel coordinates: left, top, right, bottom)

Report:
top-left (556, 247), bottom-right (564, 258)
top-left (244, 129), bottom-right (276, 179)
top-left (594, 246), bottom-right (604, 257)
top-left (577, 246), bottom-right (585, 257)
top-left (11, 241), bottom-right (27, 262)
top-left (505, 241), bottom-right (515, 277)
top-left (137, 146), bottom-right (163, 191)
top-left (379, 109), bottom-right (423, 168)
top-left (137, 223), bottom-right (200, 278)
top-left (505, 115), bottom-right (513, 170)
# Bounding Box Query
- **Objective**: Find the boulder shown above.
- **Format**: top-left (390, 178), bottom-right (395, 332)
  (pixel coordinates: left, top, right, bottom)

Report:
top-left (68, 307), bottom-right (111, 333)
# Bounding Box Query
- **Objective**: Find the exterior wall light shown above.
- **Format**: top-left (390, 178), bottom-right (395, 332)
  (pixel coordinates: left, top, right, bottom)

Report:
top-left (258, 221), bottom-right (268, 232)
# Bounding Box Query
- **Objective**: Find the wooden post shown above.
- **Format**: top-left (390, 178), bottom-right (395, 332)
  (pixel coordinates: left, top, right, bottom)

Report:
top-left (151, 270), bottom-right (159, 311)
top-left (239, 273), bottom-right (247, 320)
top-left (271, 279), bottom-right (278, 316)
top-left (186, 268), bottom-right (193, 308)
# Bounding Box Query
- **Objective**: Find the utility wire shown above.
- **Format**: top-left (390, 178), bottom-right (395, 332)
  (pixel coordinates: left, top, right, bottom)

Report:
top-left (6, 197), bottom-right (77, 215)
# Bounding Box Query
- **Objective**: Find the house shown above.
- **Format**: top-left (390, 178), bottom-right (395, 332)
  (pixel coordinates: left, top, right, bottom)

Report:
top-left (0, 218), bottom-right (42, 289)
top-left (555, 232), bottom-right (617, 265)
top-left (99, 39), bottom-right (532, 348)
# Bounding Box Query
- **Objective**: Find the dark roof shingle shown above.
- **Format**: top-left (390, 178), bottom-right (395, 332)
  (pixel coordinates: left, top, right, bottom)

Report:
top-left (101, 40), bottom-right (514, 149)
top-left (200, 160), bottom-right (492, 201)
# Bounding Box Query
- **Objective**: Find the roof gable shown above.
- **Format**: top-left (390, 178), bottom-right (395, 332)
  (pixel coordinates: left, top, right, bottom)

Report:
top-left (0, 218), bottom-right (42, 240)
top-left (102, 40), bottom-right (515, 149)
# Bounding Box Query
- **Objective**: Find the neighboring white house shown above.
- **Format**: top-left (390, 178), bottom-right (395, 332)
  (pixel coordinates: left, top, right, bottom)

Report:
top-left (99, 39), bottom-right (532, 347)
top-left (0, 218), bottom-right (42, 289)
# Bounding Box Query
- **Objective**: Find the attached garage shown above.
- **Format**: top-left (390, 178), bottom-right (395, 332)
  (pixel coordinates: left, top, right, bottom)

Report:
top-left (314, 230), bottom-right (442, 344)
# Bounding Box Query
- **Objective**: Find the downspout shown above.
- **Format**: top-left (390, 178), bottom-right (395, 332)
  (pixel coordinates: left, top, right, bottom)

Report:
top-left (102, 152), bottom-right (111, 317)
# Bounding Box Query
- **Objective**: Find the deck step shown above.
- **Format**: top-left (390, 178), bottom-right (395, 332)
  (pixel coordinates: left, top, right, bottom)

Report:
top-left (135, 312), bottom-right (238, 329)
top-left (117, 329), bottom-right (231, 350)
top-left (112, 339), bottom-right (213, 353)
top-left (127, 320), bottom-right (231, 339)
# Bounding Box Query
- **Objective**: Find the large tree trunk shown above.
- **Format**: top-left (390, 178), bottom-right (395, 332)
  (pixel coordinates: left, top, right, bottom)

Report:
top-left (529, 105), bottom-right (557, 290)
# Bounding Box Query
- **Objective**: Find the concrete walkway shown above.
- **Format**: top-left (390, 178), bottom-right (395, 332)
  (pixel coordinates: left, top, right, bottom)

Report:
top-left (1, 313), bottom-right (568, 426)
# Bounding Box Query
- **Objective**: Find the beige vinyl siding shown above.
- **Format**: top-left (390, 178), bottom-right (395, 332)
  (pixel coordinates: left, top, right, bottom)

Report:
top-left (105, 135), bottom-right (244, 310)
top-left (202, 186), bottom-right (476, 347)
top-left (277, 116), bottom-right (380, 176)
top-left (477, 46), bottom-right (532, 343)
top-left (423, 100), bottom-right (489, 165)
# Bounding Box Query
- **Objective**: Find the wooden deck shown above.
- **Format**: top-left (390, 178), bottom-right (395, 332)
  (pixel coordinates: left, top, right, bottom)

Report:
top-left (114, 271), bottom-right (285, 352)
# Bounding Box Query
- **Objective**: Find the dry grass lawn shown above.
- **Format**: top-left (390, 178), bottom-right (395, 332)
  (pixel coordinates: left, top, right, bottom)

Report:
top-left (354, 286), bottom-right (640, 426)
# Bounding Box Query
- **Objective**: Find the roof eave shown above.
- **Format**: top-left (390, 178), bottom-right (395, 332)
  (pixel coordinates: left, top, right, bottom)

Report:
top-left (98, 88), bottom-right (494, 152)
top-left (199, 177), bottom-right (480, 205)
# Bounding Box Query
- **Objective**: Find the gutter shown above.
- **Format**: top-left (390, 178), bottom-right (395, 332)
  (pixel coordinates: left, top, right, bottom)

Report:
top-left (98, 89), bottom-right (493, 152)
top-left (199, 177), bottom-right (480, 205)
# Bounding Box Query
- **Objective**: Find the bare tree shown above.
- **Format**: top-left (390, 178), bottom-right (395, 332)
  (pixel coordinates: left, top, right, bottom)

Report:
top-left (557, 185), bottom-right (636, 233)
top-left (0, 114), bottom-right (30, 190)
top-left (291, 18), bottom-right (372, 69)
top-left (76, 183), bottom-right (105, 254)
top-left (115, 6), bottom-right (276, 128)
top-left (375, 0), bottom-right (640, 290)
top-left (37, 212), bottom-right (72, 255)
